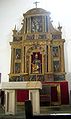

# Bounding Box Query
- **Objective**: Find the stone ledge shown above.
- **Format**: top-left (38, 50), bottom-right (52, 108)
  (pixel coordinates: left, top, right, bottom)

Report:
top-left (0, 81), bottom-right (42, 90)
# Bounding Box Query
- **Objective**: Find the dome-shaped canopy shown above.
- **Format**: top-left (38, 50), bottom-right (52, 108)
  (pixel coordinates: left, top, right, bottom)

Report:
top-left (24, 8), bottom-right (50, 16)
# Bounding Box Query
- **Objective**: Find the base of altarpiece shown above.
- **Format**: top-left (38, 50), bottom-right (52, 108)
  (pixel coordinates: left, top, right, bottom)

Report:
top-left (17, 81), bottom-right (69, 106)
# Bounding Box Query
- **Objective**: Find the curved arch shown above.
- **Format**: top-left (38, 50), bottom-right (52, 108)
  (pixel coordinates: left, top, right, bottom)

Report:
top-left (26, 44), bottom-right (45, 56)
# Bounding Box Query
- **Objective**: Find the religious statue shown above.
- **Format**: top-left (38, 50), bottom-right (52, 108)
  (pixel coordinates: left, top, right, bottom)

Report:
top-left (15, 63), bottom-right (20, 73)
top-left (53, 61), bottom-right (60, 72)
top-left (16, 49), bottom-right (21, 59)
top-left (32, 53), bottom-right (41, 73)
top-left (53, 47), bottom-right (58, 57)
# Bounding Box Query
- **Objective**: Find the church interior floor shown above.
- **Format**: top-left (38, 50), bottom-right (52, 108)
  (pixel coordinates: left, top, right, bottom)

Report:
top-left (40, 105), bottom-right (71, 114)
top-left (0, 105), bottom-right (71, 118)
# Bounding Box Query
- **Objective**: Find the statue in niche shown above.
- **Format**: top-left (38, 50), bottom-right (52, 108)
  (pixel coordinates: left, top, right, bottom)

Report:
top-left (53, 61), bottom-right (60, 72)
top-left (32, 53), bottom-right (41, 73)
top-left (15, 63), bottom-right (20, 73)
top-left (53, 47), bottom-right (58, 57)
top-left (16, 49), bottom-right (21, 59)
top-left (31, 16), bottom-right (42, 32)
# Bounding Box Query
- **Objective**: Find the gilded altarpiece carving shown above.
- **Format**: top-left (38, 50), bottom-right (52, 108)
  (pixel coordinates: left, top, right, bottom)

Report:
top-left (31, 52), bottom-right (42, 74)
top-left (25, 44), bottom-right (45, 81)
top-left (9, 7), bottom-right (69, 106)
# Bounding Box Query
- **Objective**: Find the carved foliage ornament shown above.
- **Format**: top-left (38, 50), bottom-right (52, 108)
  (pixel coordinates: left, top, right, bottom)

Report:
top-left (26, 44), bottom-right (45, 55)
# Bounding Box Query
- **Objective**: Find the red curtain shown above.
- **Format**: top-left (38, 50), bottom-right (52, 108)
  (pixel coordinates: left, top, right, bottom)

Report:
top-left (42, 81), bottom-right (69, 105)
top-left (60, 81), bottom-right (69, 104)
top-left (17, 90), bottom-right (29, 102)
top-left (16, 81), bottom-right (69, 105)
top-left (51, 87), bottom-right (58, 102)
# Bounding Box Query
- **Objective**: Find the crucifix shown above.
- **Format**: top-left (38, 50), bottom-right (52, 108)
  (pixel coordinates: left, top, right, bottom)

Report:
top-left (34, 1), bottom-right (40, 8)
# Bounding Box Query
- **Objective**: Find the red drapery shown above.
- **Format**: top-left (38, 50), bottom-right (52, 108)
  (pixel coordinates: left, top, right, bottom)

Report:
top-left (42, 81), bottom-right (69, 105)
top-left (60, 81), bottom-right (69, 104)
top-left (17, 90), bottom-right (29, 102)
top-left (51, 87), bottom-right (58, 102)
top-left (17, 81), bottom-right (69, 105)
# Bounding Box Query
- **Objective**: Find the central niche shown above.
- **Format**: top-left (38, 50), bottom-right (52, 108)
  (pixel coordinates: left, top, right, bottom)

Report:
top-left (31, 16), bottom-right (43, 32)
top-left (31, 52), bottom-right (42, 74)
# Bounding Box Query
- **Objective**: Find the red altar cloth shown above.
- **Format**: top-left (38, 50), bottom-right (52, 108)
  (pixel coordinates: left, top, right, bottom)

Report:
top-left (42, 81), bottom-right (69, 105)
top-left (60, 81), bottom-right (69, 104)
top-left (17, 90), bottom-right (29, 102)
top-left (17, 81), bottom-right (69, 105)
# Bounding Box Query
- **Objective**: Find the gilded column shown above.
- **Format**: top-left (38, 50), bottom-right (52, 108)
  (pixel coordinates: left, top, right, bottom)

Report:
top-left (42, 54), bottom-right (44, 74)
top-left (48, 41), bottom-right (52, 72)
top-left (44, 53), bottom-right (47, 73)
top-left (44, 16), bottom-right (46, 32)
top-left (29, 17), bottom-right (31, 33)
top-left (45, 45), bottom-right (48, 72)
top-left (10, 47), bottom-right (14, 74)
top-left (27, 18), bottom-right (29, 33)
top-left (42, 16), bottom-right (45, 32)
top-left (24, 18), bottom-right (26, 33)
top-left (60, 42), bottom-right (65, 72)
top-left (21, 43), bottom-right (24, 73)
top-left (29, 55), bottom-right (31, 74)
top-left (24, 46), bottom-right (25, 73)
top-left (25, 46), bottom-right (27, 73)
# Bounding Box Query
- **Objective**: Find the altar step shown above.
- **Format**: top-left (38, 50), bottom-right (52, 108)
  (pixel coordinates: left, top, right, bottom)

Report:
top-left (16, 104), bottom-right (71, 115)
top-left (0, 104), bottom-right (71, 119)
top-left (16, 104), bottom-right (25, 118)
top-left (40, 105), bottom-right (71, 114)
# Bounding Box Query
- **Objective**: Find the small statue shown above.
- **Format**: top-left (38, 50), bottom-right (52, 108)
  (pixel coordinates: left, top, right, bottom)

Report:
top-left (32, 53), bottom-right (41, 73)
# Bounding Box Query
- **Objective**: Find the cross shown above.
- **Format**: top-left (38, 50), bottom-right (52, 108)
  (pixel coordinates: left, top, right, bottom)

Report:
top-left (34, 1), bottom-right (40, 8)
